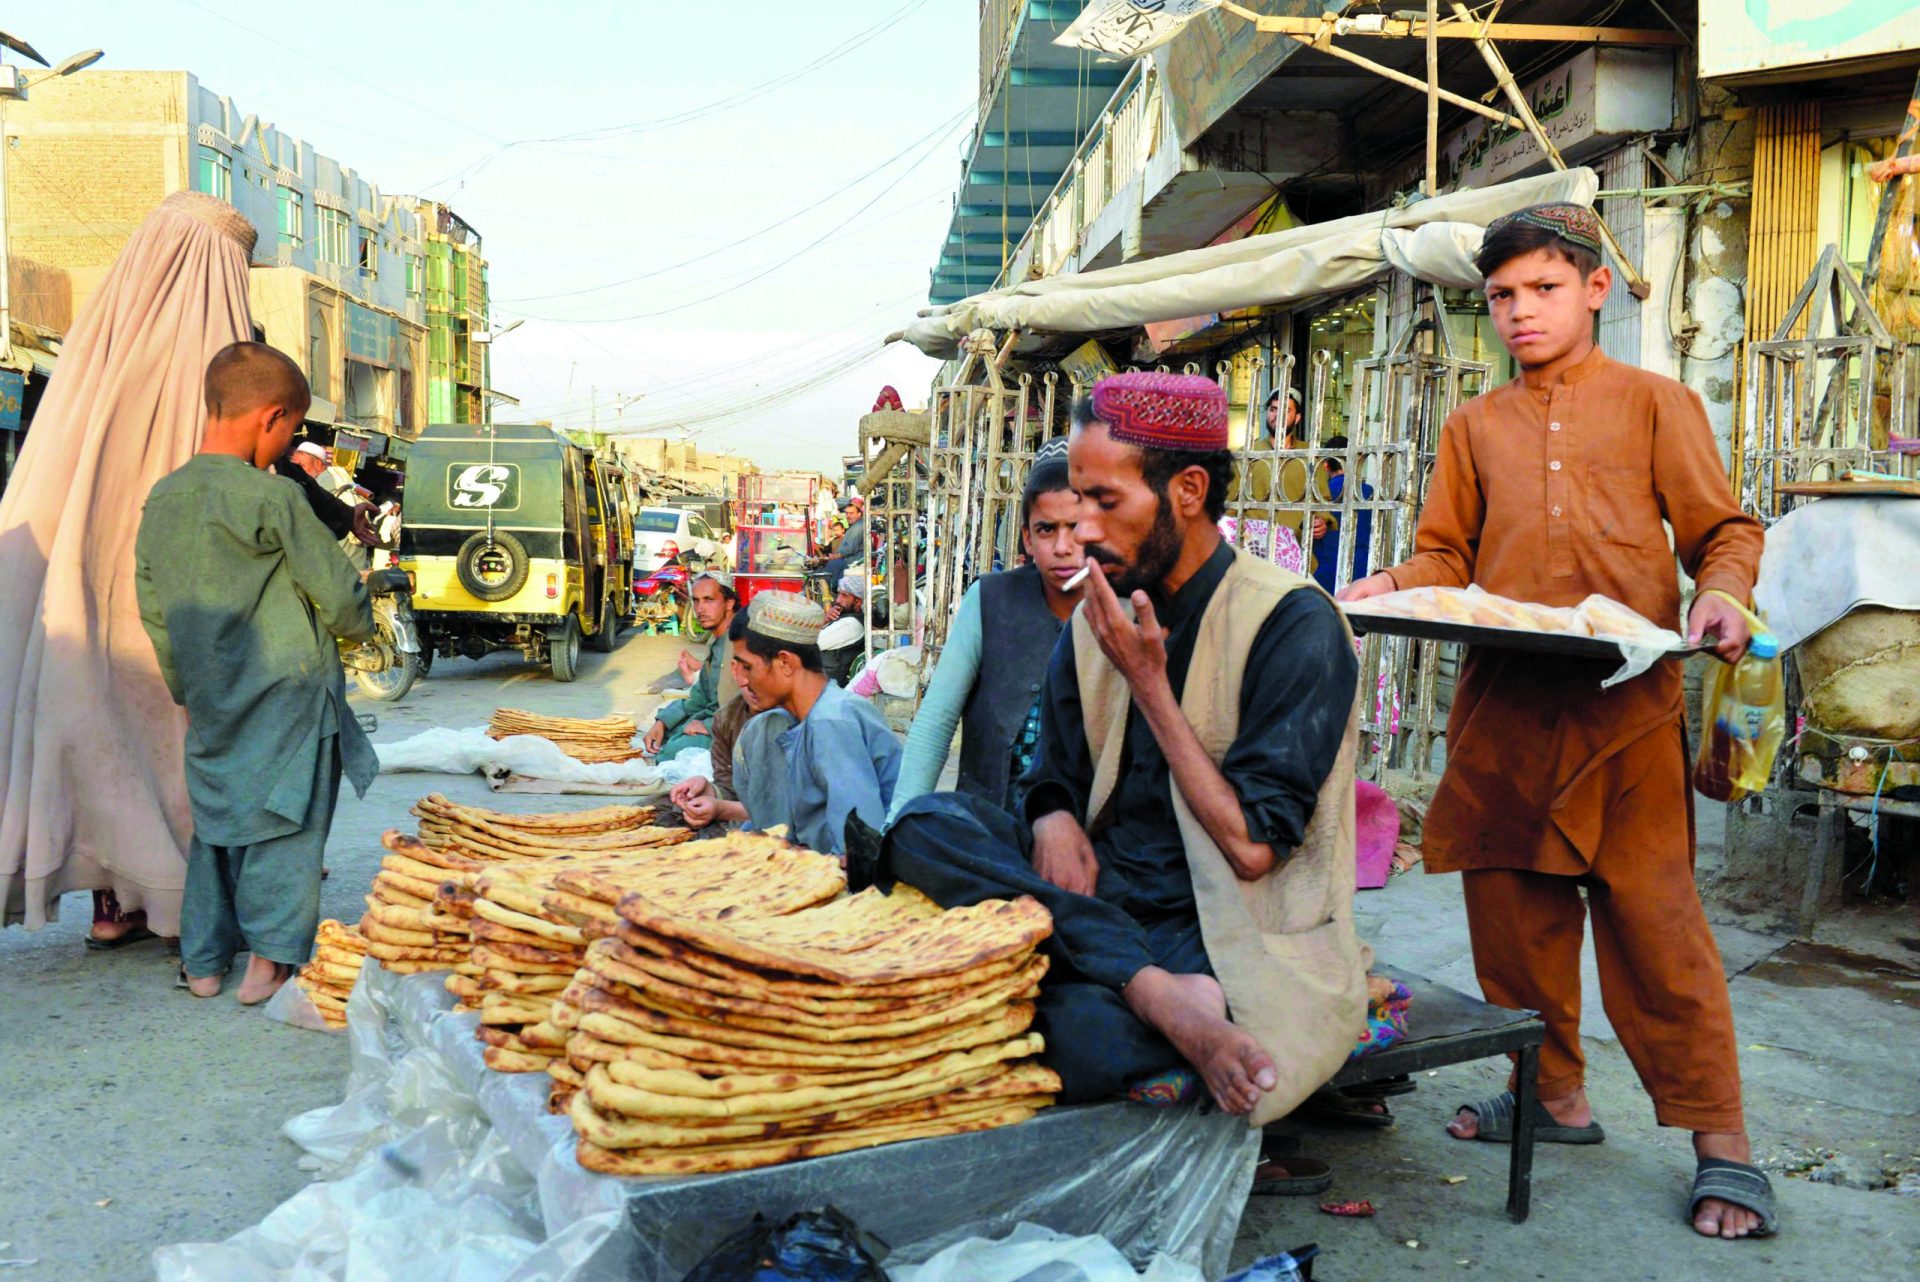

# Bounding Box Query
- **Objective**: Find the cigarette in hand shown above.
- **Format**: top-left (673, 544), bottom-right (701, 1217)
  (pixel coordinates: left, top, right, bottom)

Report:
top-left (1062, 565), bottom-right (1092, 593)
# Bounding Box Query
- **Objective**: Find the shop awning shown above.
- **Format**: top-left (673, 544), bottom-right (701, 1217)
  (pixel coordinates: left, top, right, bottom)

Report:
top-left (892, 168), bottom-right (1598, 358)
top-left (1, 322), bottom-right (61, 379)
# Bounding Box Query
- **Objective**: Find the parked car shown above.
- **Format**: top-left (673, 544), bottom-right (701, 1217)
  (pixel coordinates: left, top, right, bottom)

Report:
top-left (633, 505), bottom-right (727, 574)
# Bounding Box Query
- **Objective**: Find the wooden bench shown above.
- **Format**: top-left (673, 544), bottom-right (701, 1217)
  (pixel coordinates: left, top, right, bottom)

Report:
top-left (1330, 965), bottom-right (1546, 1222)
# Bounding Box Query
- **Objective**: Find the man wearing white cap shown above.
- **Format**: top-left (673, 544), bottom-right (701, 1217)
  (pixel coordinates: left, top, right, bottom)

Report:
top-left (819, 568), bottom-right (867, 686)
top-left (731, 591), bottom-right (900, 855)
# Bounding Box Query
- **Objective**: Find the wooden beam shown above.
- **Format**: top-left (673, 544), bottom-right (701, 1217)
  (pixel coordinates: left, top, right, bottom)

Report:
top-left (1221, 7), bottom-right (1686, 46)
top-left (1266, 31), bottom-right (1525, 132)
top-left (1448, 2), bottom-right (1653, 299)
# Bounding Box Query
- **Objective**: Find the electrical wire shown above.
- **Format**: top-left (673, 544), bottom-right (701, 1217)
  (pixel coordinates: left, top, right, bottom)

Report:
top-left (495, 105), bottom-right (970, 304)
top-left (419, 0), bottom-right (935, 193)
top-left (495, 110), bottom-right (970, 324)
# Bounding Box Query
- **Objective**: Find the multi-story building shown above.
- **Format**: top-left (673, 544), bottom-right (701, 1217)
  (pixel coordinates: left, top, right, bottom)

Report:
top-left (415, 200), bottom-right (491, 426)
top-left (0, 69), bottom-right (501, 486)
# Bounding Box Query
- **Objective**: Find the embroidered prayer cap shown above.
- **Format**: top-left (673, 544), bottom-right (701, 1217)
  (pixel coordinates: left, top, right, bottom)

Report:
top-left (1026, 437), bottom-right (1071, 491)
top-left (1089, 371), bottom-right (1229, 452)
top-left (692, 569), bottom-right (735, 595)
top-left (836, 570), bottom-right (868, 599)
top-left (1484, 202), bottom-right (1604, 258)
top-left (747, 591), bottom-right (826, 646)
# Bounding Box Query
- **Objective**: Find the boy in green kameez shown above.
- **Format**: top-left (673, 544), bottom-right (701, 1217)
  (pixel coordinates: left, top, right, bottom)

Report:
top-left (135, 343), bottom-right (377, 1004)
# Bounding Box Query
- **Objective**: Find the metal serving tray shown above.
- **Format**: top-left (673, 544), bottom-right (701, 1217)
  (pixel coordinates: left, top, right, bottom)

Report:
top-left (1342, 608), bottom-right (1702, 661)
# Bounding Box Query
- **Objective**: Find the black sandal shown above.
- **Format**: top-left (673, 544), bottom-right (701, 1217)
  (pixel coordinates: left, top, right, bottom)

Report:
top-left (1689, 1158), bottom-right (1778, 1237)
top-left (1452, 1090), bottom-right (1605, 1144)
top-left (1251, 1156), bottom-right (1334, 1197)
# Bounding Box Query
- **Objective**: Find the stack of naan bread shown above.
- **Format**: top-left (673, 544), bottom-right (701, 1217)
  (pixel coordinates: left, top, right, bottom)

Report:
top-left (457, 831), bottom-right (847, 1078)
top-left (294, 919), bottom-right (367, 1028)
top-left (1344, 585), bottom-right (1672, 643)
top-left (563, 885), bottom-right (1060, 1176)
top-left (487, 708), bottom-right (647, 764)
top-left (359, 796), bottom-right (691, 978)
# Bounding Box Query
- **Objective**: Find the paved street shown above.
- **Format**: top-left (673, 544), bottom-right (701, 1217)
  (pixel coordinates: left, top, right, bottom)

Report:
top-left (2, 625), bottom-right (1915, 1279)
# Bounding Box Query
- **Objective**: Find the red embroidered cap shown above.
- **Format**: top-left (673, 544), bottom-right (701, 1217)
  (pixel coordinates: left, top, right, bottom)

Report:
top-left (1089, 371), bottom-right (1229, 452)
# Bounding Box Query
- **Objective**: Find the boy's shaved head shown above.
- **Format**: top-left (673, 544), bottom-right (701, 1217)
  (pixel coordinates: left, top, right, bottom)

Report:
top-left (204, 341), bottom-right (310, 421)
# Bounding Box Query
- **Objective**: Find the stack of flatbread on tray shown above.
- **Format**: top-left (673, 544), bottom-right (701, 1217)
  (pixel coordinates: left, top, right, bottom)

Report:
top-left (294, 919), bottom-right (368, 1028)
top-left (460, 831), bottom-right (847, 1078)
top-left (562, 885), bottom-right (1060, 1176)
top-left (486, 708), bottom-right (647, 765)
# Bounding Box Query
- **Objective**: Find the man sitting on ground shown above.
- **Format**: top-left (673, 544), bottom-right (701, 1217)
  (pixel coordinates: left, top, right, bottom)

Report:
top-left (731, 592), bottom-right (901, 856)
top-left (874, 372), bottom-right (1366, 1120)
top-left (643, 571), bottom-right (738, 763)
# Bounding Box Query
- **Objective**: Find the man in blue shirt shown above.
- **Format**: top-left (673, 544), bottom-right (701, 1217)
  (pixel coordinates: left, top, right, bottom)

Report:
top-left (1311, 434), bottom-right (1373, 595)
top-left (731, 591), bottom-right (901, 856)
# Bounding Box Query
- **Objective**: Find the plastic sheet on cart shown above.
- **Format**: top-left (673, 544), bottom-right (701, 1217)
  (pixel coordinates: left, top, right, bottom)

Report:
top-left (155, 961), bottom-right (1260, 1282)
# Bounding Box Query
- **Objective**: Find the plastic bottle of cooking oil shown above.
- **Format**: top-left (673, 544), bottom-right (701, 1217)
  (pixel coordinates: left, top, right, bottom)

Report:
top-left (1693, 631), bottom-right (1785, 803)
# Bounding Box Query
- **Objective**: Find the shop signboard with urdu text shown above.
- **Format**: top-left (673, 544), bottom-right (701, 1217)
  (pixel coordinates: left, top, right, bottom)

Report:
top-left (347, 302), bottom-right (400, 369)
top-left (1699, 0), bottom-right (1920, 81)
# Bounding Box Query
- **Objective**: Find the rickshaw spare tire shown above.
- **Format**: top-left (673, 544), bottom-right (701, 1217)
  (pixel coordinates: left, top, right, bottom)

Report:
top-left (456, 531), bottom-right (530, 602)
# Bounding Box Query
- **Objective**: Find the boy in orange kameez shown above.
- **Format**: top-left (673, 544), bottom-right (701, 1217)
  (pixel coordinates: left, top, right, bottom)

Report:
top-left (1343, 204), bottom-right (1776, 1239)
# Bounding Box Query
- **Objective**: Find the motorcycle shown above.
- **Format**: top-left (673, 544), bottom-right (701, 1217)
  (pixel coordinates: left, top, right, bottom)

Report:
top-left (631, 550), bottom-right (707, 637)
top-left (341, 567), bottom-right (424, 701)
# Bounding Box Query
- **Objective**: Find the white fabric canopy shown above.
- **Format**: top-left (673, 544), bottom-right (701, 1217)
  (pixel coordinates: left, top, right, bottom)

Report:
top-left (894, 168), bottom-right (1599, 357)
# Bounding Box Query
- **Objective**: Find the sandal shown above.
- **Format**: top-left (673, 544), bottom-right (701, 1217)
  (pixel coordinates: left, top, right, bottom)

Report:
top-left (1251, 1156), bottom-right (1334, 1197)
top-left (86, 924), bottom-right (157, 951)
top-left (1689, 1158), bottom-right (1778, 1237)
top-left (1296, 1084), bottom-right (1393, 1129)
top-left (1344, 1074), bottom-right (1416, 1100)
top-left (1452, 1090), bottom-right (1605, 1144)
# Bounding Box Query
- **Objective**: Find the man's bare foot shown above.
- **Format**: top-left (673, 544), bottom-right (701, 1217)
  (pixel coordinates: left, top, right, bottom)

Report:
top-left (1693, 1131), bottom-right (1763, 1239)
top-left (235, 956), bottom-right (293, 1005)
top-left (184, 971), bottom-right (223, 998)
top-left (1124, 968), bottom-right (1276, 1115)
top-left (1448, 1085), bottom-right (1592, 1139)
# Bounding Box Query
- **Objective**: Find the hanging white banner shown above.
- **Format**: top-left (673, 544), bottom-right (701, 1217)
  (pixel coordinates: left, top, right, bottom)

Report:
top-left (1053, 0), bottom-right (1224, 60)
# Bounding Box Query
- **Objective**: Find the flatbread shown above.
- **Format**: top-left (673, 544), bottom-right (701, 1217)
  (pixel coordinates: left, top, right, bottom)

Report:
top-left (380, 958), bottom-right (459, 974)
top-left (572, 1002), bottom-right (1036, 1070)
top-left (445, 974), bottom-right (487, 1002)
top-left (372, 869), bottom-right (443, 903)
top-left (585, 957), bottom-right (1045, 1042)
top-left (484, 969), bottom-right (574, 994)
top-left (613, 893), bottom-right (1051, 985)
top-left (471, 919), bottom-right (574, 952)
top-left (608, 930), bottom-right (1035, 1002)
top-left (472, 943), bottom-right (579, 974)
top-left (302, 959), bottom-right (364, 987)
top-left (573, 1103), bottom-right (1040, 1175)
top-left (589, 1040), bottom-right (1049, 1123)
top-left (485, 1046), bottom-right (559, 1073)
top-left (586, 942), bottom-right (1047, 1026)
top-left (366, 940), bottom-right (470, 963)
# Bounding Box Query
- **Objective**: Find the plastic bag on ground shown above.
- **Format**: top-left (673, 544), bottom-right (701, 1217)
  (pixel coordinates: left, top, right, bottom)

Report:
top-left (373, 726), bottom-right (670, 788)
top-left (262, 972), bottom-right (342, 1034)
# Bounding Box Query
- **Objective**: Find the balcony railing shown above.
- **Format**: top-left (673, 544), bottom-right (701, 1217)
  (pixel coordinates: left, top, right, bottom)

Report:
top-left (1010, 58), bottom-right (1158, 287)
top-left (978, 0), bottom-right (1023, 119)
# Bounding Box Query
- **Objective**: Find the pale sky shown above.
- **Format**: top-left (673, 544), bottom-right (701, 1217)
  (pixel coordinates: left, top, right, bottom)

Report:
top-left (32, 1), bottom-right (973, 470)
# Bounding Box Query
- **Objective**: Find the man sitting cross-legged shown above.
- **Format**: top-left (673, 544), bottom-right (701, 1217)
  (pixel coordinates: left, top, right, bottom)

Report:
top-left (873, 372), bottom-right (1367, 1119)
top-left (730, 591), bottom-right (901, 857)
top-left (643, 570), bottom-right (739, 764)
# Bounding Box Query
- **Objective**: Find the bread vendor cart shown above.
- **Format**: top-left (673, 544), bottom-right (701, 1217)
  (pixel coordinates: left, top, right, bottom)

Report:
top-left (732, 473), bottom-right (818, 608)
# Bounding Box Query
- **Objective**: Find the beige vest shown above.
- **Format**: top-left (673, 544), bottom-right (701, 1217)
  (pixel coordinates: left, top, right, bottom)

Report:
top-left (713, 632), bottom-right (738, 709)
top-left (1073, 549), bottom-right (1371, 1127)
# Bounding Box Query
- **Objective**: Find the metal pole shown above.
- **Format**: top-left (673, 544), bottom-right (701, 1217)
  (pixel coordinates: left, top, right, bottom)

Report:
top-left (1425, 0), bottom-right (1439, 197)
